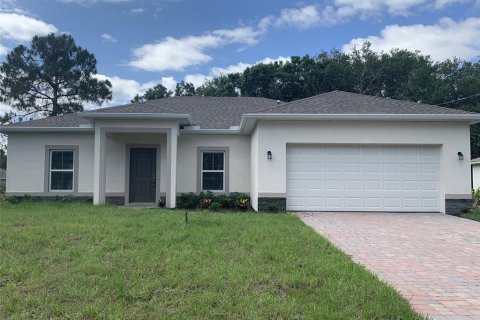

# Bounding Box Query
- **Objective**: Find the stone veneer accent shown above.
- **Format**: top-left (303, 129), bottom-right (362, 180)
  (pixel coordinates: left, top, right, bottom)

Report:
top-left (445, 199), bottom-right (472, 216)
top-left (105, 196), bottom-right (125, 206)
top-left (258, 197), bottom-right (286, 211)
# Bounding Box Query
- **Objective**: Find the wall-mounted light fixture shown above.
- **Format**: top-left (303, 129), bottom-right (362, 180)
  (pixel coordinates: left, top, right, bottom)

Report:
top-left (267, 151), bottom-right (272, 160)
top-left (458, 152), bottom-right (464, 161)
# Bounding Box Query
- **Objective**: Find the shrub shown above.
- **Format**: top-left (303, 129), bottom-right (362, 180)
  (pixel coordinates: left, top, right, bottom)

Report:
top-left (266, 203), bottom-right (280, 213)
top-left (198, 191), bottom-right (214, 202)
top-left (229, 192), bottom-right (250, 208)
top-left (177, 193), bottom-right (200, 209)
top-left (199, 198), bottom-right (212, 209)
top-left (461, 207), bottom-right (473, 214)
top-left (0, 180), bottom-right (5, 195)
top-left (209, 202), bottom-right (221, 212)
top-left (238, 198), bottom-right (250, 210)
top-left (3, 195), bottom-right (19, 204)
top-left (157, 198), bottom-right (166, 208)
top-left (473, 188), bottom-right (480, 207)
top-left (62, 195), bottom-right (75, 203)
top-left (217, 194), bottom-right (230, 209)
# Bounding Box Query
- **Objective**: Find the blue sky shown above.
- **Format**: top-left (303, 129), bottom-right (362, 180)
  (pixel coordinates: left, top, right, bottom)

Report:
top-left (0, 0), bottom-right (479, 108)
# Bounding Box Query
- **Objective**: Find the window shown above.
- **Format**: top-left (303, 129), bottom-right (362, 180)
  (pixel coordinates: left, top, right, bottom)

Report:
top-left (201, 151), bottom-right (225, 191)
top-left (49, 150), bottom-right (74, 191)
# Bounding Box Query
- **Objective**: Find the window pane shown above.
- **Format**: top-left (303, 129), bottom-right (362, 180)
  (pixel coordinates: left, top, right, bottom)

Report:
top-left (213, 152), bottom-right (224, 170)
top-left (62, 151), bottom-right (74, 169)
top-left (51, 151), bottom-right (63, 169)
top-left (51, 150), bottom-right (74, 169)
top-left (202, 152), bottom-right (214, 170)
top-left (51, 172), bottom-right (73, 191)
top-left (202, 172), bottom-right (223, 191)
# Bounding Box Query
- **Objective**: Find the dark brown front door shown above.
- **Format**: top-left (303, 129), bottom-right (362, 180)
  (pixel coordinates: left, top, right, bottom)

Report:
top-left (129, 148), bottom-right (156, 203)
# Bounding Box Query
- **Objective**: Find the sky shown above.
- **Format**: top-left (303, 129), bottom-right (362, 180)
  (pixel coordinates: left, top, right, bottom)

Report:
top-left (0, 0), bottom-right (479, 111)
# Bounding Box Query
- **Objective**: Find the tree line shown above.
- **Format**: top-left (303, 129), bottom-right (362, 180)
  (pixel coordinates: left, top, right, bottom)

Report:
top-left (1, 34), bottom-right (480, 157)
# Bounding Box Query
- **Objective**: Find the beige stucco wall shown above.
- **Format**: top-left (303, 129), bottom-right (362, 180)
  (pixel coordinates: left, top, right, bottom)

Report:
top-left (6, 132), bottom-right (95, 193)
top-left (177, 134), bottom-right (251, 193)
top-left (253, 120), bottom-right (472, 213)
top-left (6, 129), bottom-right (251, 196)
top-left (5, 120), bottom-right (472, 213)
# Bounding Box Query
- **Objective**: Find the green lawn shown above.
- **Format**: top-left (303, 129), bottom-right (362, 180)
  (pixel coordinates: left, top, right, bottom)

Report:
top-left (461, 211), bottom-right (480, 221)
top-left (0, 202), bottom-right (423, 319)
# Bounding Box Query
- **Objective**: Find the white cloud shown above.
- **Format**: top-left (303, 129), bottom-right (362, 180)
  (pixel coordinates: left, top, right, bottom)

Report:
top-left (93, 74), bottom-right (143, 106)
top-left (210, 62), bottom-right (252, 77)
top-left (274, 5), bottom-right (323, 29)
top-left (160, 76), bottom-right (177, 92)
top-left (128, 26), bottom-right (261, 72)
top-left (184, 74), bottom-right (213, 88)
top-left (434, 0), bottom-right (466, 8)
top-left (130, 7), bottom-right (144, 13)
top-left (0, 13), bottom-right (57, 55)
top-left (333, 0), bottom-right (427, 16)
top-left (184, 56), bottom-right (291, 88)
top-left (263, 0), bottom-right (472, 31)
top-left (100, 33), bottom-right (117, 43)
top-left (0, 101), bottom-right (13, 115)
top-left (343, 17), bottom-right (480, 61)
top-left (210, 56), bottom-right (290, 77)
top-left (90, 74), bottom-right (182, 107)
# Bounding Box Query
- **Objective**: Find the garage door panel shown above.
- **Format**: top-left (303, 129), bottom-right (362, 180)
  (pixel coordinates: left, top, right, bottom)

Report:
top-left (286, 145), bottom-right (440, 212)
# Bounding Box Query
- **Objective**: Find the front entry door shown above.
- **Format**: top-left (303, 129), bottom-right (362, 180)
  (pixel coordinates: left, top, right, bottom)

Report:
top-left (129, 148), bottom-right (156, 203)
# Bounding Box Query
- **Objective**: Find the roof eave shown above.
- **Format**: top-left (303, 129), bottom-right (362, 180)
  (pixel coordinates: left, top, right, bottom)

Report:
top-left (180, 128), bottom-right (242, 135)
top-left (80, 112), bottom-right (192, 125)
top-left (0, 126), bottom-right (95, 133)
top-left (239, 113), bottom-right (480, 133)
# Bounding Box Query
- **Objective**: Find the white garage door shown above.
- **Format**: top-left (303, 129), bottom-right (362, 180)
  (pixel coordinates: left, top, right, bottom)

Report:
top-left (286, 145), bottom-right (440, 212)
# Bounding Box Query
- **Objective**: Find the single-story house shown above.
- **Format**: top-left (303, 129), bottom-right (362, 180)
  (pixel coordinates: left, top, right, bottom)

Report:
top-left (472, 158), bottom-right (480, 190)
top-left (1, 91), bottom-right (479, 214)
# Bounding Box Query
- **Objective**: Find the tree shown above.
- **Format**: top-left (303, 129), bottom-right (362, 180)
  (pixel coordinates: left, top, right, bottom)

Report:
top-left (131, 83), bottom-right (172, 103)
top-left (0, 33), bottom-right (112, 122)
top-left (175, 81), bottom-right (195, 96)
top-left (196, 74), bottom-right (241, 97)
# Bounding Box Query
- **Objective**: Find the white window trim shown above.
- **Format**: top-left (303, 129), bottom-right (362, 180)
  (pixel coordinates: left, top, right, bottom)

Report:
top-left (49, 149), bottom-right (75, 192)
top-left (201, 151), bottom-right (225, 192)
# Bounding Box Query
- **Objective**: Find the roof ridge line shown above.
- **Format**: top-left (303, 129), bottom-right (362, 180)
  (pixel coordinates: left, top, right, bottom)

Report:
top-left (250, 91), bottom-right (339, 114)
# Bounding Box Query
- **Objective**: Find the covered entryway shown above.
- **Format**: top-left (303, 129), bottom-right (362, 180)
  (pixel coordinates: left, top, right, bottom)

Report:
top-left (287, 145), bottom-right (440, 212)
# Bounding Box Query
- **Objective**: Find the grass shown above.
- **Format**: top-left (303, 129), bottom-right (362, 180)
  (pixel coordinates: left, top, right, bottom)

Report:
top-left (0, 201), bottom-right (423, 319)
top-left (460, 211), bottom-right (480, 221)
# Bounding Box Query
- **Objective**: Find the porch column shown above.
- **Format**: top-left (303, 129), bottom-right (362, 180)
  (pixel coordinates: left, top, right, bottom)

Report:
top-left (93, 127), bottom-right (106, 205)
top-left (166, 127), bottom-right (178, 208)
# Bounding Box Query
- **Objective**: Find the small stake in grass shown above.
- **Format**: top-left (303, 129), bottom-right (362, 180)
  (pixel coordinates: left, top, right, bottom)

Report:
top-left (185, 211), bottom-right (188, 224)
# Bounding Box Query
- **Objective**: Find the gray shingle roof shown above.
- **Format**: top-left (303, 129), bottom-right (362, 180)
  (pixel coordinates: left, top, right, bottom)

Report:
top-left (251, 91), bottom-right (475, 115)
top-left (1, 91), bottom-right (476, 130)
top-left (84, 96), bottom-right (279, 129)
top-left (3, 112), bottom-right (91, 128)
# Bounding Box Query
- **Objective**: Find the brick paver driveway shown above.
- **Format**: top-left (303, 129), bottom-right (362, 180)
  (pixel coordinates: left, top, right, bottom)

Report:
top-left (298, 212), bottom-right (480, 320)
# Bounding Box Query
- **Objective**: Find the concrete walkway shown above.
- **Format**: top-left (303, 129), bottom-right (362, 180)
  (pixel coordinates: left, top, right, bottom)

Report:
top-left (298, 212), bottom-right (480, 320)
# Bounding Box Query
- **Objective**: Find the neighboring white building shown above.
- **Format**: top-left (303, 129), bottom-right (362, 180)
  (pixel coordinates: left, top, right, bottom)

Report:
top-left (472, 158), bottom-right (480, 190)
top-left (1, 91), bottom-right (479, 215)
